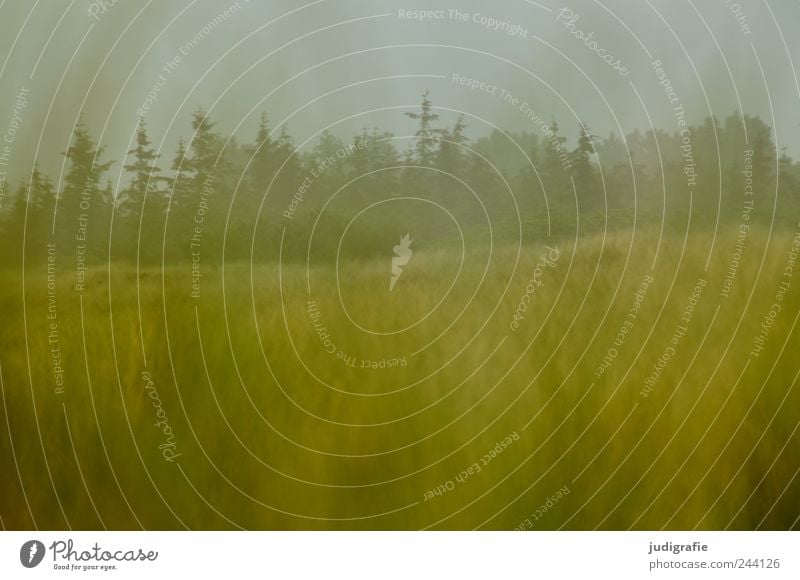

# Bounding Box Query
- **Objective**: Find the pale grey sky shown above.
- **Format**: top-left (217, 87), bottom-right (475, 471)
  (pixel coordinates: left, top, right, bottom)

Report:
top-left (0, 0), bottom-right (798, 186)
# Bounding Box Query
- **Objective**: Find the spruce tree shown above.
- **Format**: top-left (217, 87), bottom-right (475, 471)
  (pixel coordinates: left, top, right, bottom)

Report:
top-left (121, 121), bottom-right (162, 216)
top-left (572, 123), bottom-right (599, 211)
top-left (60, 118), bottom-right (112, 260)
top-left (249, 112), bottom-right (275, 195)
top-left (7, 164), bottom-right (55, 260)
top-left (540, 120), bottom-right (571, 207)
top-left (169, 138), bottom-right (193, 212)
top-left (435, 115), bottom-right (468, 176)
top-left (273, 125), bottom-right (302, 197)
top-left (187, 108), bottom-right (219, 190)
top-left (405, 91), bottom-right (442, 167)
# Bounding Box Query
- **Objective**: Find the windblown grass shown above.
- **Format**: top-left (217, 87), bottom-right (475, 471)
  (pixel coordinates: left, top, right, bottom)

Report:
top-left (1, 225), bottom-right (798, 529)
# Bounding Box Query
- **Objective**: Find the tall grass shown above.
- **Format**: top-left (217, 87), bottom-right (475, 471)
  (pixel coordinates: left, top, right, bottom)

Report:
top-left (1, 225), bottom-right (798, 529)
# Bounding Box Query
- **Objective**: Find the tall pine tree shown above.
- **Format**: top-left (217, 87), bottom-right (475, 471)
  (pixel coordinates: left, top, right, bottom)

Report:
top-left (571, 123), bottom-right (599, 211)
top-left (405, 91), bottom-right (442, 167)
top-left (121, 121), bottom-right (162, 216)
top-left (60, 118), bottom-right (112, 260)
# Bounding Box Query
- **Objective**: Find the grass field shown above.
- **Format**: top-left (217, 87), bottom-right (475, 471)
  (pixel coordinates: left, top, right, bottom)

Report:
top-left (1, 224), bottom-right (799, 530)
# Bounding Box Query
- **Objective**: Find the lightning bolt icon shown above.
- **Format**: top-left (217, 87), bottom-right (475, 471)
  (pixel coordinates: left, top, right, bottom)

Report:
top-left (28, 543), bottom-right (38, 564)
top-left (390, 234), bottom-right (413, 292)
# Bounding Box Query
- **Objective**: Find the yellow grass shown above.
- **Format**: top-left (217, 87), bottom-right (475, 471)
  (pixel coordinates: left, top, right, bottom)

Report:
top-left (1, 225), bottom-right (798, 529)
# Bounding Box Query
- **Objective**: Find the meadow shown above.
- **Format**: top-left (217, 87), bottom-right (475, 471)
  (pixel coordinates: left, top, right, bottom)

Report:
top-left (1, 222), bottom-right (798, 530)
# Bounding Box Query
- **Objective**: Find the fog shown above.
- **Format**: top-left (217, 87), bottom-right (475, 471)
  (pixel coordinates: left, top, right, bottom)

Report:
top-left (0, 0), bottom-right (798, 185)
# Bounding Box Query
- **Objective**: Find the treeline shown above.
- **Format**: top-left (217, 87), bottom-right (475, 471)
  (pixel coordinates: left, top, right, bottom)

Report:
top-left (1, 91), bottom-right (797, 267)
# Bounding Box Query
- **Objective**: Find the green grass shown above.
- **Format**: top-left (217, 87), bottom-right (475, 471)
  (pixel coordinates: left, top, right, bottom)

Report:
top-left (1, 224), bottom-right (799, 530)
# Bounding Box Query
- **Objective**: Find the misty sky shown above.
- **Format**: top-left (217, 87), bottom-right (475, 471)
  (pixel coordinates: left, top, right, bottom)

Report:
top-left (0, 0), bottom-right (798, 187)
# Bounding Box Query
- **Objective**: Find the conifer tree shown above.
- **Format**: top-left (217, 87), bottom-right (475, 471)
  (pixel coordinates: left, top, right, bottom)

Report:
top-left (7, 164), bottom-right (55, 255)
top-left (169, 138), bottom-right (193, 212)
top-left (540, 120), bottom-right (571, 205)
top-left (248, 112), bottom-right (276, 194)
top-left (435, 115), bottom-right (468, 177)
top-left (405, 91), bottom-right (442, 167)
top-left (121, 121), bottom-right (162, 216)
top-left (187, 108), bottom-right (219, 190)
top-left (60, 118), bottom-right (113, 256)
top-left (273, 125), bottom-right (302, 195)
top-left (572, 123), bottom-right (599, 210)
